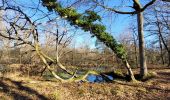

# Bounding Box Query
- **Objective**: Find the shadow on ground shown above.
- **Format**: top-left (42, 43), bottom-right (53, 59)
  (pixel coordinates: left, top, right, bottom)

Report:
top-left (0, 77), bottom-right (48, 100)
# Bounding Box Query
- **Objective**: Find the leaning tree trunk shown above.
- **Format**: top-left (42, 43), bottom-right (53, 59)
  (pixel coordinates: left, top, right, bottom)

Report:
top-left (123, 60), bottom-right (136, 81)
top-left (137, 12), bottom-right (148, 78)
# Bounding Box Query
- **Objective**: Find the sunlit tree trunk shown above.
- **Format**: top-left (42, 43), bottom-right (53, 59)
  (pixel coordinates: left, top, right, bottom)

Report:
top-left (124, 60), bottom-right (136, 81)
top-left (137, 12), bottom-right (147, 77)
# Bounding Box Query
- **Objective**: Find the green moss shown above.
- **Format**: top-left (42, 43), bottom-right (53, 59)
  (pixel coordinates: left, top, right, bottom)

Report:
top-left (142, 71), bottom-right (157, 81)
top-left (136, 71), bottom-right (158, 81)
top-left (147, 72), bottom-right (157, 78)
top-left (114, 69), bottom-right (124, 77)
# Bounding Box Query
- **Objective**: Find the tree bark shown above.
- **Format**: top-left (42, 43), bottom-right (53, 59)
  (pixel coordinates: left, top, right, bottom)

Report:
top-left (159, 34), bottom-right (165, 65)
top-left (137, 12), bottom-right (148, 78)
top-left (168, 51), bottom-right (170, 67)
top-left (123, 60), bottom-right (136, 81)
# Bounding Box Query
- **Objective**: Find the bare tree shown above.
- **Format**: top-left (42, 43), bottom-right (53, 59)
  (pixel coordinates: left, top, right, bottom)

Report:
top-left (39, 19), bottom-right (76, 75)
top-left (0, 0), bottom-right (101, 82)
top-left (145, 2), bottom-right (170, 66)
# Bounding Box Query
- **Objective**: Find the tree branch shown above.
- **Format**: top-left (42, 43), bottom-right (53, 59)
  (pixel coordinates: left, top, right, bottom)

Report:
top-left (92, 0), bottom-right (137, 14)
top-left (141, 0), bottom-right (157, 11)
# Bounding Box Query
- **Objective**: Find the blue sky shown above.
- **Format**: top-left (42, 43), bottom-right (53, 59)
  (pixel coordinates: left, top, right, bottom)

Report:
top-left (3, 0), bottom-right (156, 49)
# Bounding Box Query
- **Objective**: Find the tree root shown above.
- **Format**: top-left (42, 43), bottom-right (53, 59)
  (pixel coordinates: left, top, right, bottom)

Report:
top-left (47, 69), bottom-right (100, 82)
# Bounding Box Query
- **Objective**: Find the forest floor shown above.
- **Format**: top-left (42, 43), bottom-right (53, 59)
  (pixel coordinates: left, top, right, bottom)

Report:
top-left (0, 66), bottom-right (170, 100)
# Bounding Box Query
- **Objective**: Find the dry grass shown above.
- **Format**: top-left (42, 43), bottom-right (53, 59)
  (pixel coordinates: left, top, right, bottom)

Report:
top-left (0, 66), bottom-right (170, 100)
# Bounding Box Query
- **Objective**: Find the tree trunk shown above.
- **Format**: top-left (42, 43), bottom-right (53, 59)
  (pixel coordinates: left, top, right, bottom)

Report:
top-left (137, 12), bottom-right (148, 78)
top-left (123, 60), bottom-right (136, 81)
top-left (168, 51), bottom-right (170, 67)
top-left (159, 36), bottom-right (165, 65)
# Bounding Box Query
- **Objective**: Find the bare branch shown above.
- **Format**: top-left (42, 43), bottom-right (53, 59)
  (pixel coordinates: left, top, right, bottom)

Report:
top-left (92, 0), bottom-right (137, 14)
top-left (142, 0), bottom-right (157, 11)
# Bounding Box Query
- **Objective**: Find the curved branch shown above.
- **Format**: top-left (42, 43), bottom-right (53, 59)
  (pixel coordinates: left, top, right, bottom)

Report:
top-left (92, 0), bottom-right (137, 14)
top-left (34, 42), bottom-right (77, 82)
top-left (141, 0), bottom-right (157, 11)
top-left (93, 0), bottom-right (157, 14)
top-left (39, 50), bottom-right (73, 75)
